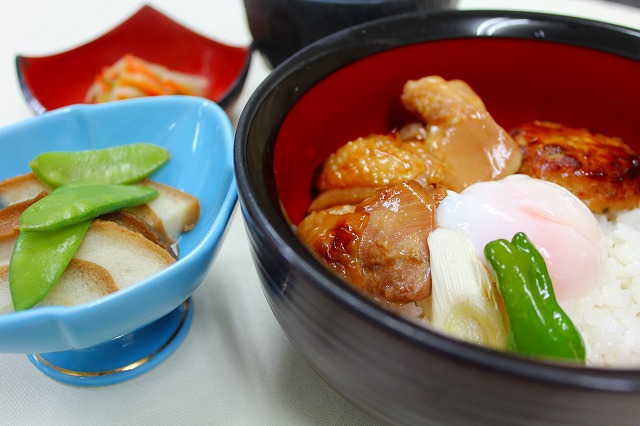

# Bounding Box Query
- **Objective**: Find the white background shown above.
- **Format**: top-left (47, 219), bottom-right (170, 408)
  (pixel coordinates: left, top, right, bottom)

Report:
top-left (0, 0), bottom-right (638, 424)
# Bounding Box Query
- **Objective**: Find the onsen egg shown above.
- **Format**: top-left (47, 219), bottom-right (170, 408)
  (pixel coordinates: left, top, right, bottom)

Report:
top-left (436, 174), bottom-right (606, 302)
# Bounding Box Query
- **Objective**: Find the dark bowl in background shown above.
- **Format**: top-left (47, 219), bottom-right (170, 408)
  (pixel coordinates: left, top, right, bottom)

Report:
top-left (235, 10), bottom-right (640, 425)
top-left (243, 0), bottom-right (458, 68)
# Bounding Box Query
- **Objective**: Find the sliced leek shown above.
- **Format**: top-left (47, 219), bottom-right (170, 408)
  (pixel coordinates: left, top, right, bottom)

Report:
top-left (427, 227), bottom-right (507, 350)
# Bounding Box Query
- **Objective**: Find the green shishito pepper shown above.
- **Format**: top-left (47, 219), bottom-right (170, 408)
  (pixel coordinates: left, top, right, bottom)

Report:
top-left (484, 232), bottom-right (586, 364)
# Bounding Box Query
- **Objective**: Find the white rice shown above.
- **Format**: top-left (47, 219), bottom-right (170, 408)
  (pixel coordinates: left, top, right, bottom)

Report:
top-left (561, 209), bottom-right (640, 368)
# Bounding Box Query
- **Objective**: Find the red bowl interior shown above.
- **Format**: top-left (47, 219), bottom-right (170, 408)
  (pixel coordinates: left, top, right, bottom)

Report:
top-left (17, 5), bottom-right (251, 112)
top-left (274, 38), bottom-right (640, 224)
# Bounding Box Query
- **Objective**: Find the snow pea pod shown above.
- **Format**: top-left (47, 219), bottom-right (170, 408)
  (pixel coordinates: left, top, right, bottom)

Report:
top-left (10, 220), bottom-right (91, 310)
top-left (484, 232), bottom-right (586, 364)
top-left (20, 183), bottom-right (158, 232)
top-left (29, 143), bottom-right (169, 188)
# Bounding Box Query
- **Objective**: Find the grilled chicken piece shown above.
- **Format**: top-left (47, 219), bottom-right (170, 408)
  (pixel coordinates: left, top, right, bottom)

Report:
top-left (315, 133), bottom-right (444, 192)
top-left (298, 181), bottom-right (446, 304)
top-left (512, 120), bottom-right (640, 214)
top-left (297, 206), bottom-right (369, 286)
top-left (357, 181), bottom-right (441, 303)
top-left (308, 187), bottom-right (379, 213)
top-left (311, 133), bottom-right (446, 211)
top-left (401, 75), bottom-right (522, 192)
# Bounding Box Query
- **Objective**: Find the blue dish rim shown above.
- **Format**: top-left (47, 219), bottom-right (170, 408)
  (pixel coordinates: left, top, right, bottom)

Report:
top-left (0, 96), bottom-right (237, 353)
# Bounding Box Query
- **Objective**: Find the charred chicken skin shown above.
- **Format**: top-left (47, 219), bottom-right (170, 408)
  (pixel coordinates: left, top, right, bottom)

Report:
top-left (298, 181), bottom-right (447, 303)
top-left (311, 133), bottom-right (445, 211)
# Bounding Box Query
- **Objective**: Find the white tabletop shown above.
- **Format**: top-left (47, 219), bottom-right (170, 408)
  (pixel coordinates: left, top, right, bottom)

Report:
top-left (0, 0), bottom-right (638, 424)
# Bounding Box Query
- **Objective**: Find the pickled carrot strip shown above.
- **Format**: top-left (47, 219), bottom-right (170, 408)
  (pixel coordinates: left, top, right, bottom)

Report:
top-left (85, 54), bottom-right (208, 103)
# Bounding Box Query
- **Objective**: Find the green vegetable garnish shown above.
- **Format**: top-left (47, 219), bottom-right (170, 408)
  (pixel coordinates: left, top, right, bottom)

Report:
top-left (484, 232), bottom-right (586, 364)
top-left (9, 220), bottom-right (91, 310)
top-left (29, 143), bottom-right (169, 188)
top-left (7, 143), bottom-right (168, 311)
top-left (19, 183), bottom-right (158, 232)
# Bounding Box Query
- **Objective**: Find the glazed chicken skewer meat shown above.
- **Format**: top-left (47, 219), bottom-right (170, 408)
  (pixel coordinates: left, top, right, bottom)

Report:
top-left (299, 74), bottom-right (640, 310)
top-left (400, 76), bottom-right (522, 192)
top-left (300, 75), bottom-right (522, 304)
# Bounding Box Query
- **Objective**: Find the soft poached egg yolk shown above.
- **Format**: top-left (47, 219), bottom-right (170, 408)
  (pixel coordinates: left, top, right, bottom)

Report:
top-left (436, 174), bottom-right (605, 302)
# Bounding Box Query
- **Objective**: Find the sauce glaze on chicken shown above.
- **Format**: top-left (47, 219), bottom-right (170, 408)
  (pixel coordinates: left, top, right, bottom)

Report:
top-left (512, 120), bottom-right (640, 214)
top-left (296, 75), bottom-right (638, 309)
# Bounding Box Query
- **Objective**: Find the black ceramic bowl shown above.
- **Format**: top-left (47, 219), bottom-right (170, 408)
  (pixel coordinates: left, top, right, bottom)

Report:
top-left (235, 10), bottom-right (640, 425)
top-left (243, 0), bottom-right (457, 68)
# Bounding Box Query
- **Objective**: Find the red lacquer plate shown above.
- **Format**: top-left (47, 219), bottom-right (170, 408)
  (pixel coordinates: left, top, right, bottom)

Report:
top-left (16, 5), bottom-right (251, 114)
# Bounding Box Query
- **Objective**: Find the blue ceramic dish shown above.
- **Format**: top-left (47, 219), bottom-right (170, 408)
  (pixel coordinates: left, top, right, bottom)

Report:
top-left (0, 96), bottom-right (236, 384)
